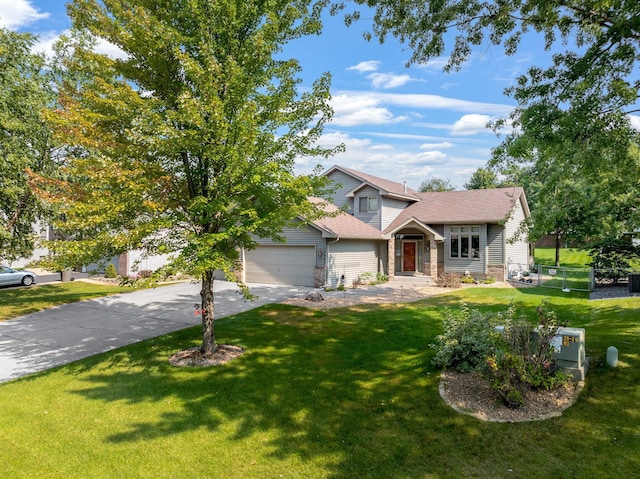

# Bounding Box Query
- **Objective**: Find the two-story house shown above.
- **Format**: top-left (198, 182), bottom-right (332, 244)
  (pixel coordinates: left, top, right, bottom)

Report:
top-left (240, 165), bottom-right (533, 287)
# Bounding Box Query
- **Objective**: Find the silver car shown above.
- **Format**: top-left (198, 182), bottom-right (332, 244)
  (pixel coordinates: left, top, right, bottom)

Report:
top-left (0, 266), bottom-right (37, 287)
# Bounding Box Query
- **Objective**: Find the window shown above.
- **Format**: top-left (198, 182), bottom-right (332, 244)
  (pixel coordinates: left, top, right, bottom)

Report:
top-left (450, 226), bottom-right (480, 259)
top-left (358, 196), bottom-right (378, 213)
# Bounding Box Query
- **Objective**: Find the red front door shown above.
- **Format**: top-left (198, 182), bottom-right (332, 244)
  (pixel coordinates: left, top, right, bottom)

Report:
top-left (403, 242), bottom-right (416, 272)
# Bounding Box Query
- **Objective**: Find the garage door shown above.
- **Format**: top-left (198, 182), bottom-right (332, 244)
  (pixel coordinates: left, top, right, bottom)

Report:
top-left (245, 245), bottom-right (316, 286)
top-left (327, 240), bottom-right (379, 288)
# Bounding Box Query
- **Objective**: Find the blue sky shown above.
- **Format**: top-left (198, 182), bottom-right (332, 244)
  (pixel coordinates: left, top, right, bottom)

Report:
top-left (0, 1), bottom-right (609, 189)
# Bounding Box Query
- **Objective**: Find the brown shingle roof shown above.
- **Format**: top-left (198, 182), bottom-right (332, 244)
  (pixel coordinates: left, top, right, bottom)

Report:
top-left (329, 166), bottom-right (420, 200)
top-left (384, 187), bottom-right (527, 233)
top-left (309, 197), bottom-right (382, 239)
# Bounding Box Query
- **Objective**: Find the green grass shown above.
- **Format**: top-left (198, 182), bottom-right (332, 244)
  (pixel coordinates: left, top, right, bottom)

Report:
top-left (535, 247), bottom-right (592, 268)
top-left (0, 282), bottom-right (134, 321)
top-left (1, 287), bottom-right (639, 478)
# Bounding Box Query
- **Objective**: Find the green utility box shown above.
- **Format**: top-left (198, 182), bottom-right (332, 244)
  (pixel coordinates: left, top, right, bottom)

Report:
top-left (552, 327), bottom-right (588, 381)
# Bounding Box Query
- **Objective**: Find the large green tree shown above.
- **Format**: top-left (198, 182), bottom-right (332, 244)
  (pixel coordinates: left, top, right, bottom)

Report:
top-left (40, 0), bottom-right (339, 357)
top-left (418, 177), bottom-right (453, 192)
top-left (464, 167), bottom-right (499, 190)
top-left (0, 29), bottom-right (56, 263)
top-left (344, 0), bottom-right (640, 233)
top-left (493, 144), bottom-right (640, 265)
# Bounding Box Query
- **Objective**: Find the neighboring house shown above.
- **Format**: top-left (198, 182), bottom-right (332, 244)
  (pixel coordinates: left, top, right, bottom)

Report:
top-left (6, 221), bottom-right (54, 268)
top-left (241, 165), bottom-right (533, 287)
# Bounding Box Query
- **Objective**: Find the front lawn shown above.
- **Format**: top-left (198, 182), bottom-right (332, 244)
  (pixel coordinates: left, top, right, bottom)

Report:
top-left (0, 282), bottom-right (133, 322)
top-left (0, 287), bottom-right (638, 478)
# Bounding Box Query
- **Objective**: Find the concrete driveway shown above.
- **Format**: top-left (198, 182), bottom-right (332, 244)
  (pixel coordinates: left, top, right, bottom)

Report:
top-left (0, 280), bottom-right (302, 383)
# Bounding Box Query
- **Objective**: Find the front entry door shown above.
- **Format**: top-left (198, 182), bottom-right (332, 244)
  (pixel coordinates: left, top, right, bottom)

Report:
top-left (403, 242), bottom-right (416, 272)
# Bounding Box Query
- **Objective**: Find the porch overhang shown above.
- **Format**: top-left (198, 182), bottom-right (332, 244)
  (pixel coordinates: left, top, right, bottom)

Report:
top-left (383, 218), bottom-right (444, 241)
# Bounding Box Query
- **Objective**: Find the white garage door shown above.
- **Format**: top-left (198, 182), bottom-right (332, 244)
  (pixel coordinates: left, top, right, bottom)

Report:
top-left (245, 245), bottom-right (316, 286)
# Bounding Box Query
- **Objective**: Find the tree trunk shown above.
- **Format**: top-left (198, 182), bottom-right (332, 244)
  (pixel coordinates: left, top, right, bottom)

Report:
top-left (200, 269), bottom-right (216, 356)
top-left (554, 233), bottom-right (561, 267)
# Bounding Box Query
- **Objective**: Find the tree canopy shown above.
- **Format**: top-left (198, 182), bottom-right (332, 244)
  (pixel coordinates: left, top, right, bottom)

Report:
top-left (345, 0), bottom-right (640, 243)
top-left (38, 0), bottom-right (340, 356)
top-left (419, 177), bottom-right (454, 192)
top-left (464, 168), bottom-right (499, 190)
top-left (0, 28), bottom-right (56, 263)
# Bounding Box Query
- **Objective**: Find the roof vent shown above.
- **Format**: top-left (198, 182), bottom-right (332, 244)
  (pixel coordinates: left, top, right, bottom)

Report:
top-left (403, 181), bottom-right (407, 193)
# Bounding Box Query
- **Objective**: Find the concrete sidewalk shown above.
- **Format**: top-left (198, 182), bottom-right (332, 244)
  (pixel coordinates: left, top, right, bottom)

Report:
top-left (0, 280), bottom-right (302, 383)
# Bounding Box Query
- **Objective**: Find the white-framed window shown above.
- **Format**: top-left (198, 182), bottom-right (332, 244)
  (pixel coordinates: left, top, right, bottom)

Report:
top-left (358, 196), bottom-right (378, 213)
top-left (450, 226), bottom-right (480, 259)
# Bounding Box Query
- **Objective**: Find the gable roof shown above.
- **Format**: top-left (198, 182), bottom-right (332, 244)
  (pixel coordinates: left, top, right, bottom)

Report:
top-left (384, 187), bottom-right (528, 234)
top-left (308, 197), bottom-right (383, 240)
top-left (324, 165), bottom-right (420, 201)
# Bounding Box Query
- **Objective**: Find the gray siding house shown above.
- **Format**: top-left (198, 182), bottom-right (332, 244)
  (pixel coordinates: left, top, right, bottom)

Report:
top-left (241, 165), bottom-right (533, 288)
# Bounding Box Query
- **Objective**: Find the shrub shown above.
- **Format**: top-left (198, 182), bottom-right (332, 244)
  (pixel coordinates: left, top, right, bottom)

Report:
top-left (433, 302), bottom-right (570, 409)
top-left (483, 276), bottom-right (496, 284)
top-left (376, 272), bottom-right (389, 283)
top-left (485, 302), bottom-right (569, 408)
top-left (460, 275), bottom-right (476, 284)
top-left (588, 238), bottom-right (640, 284)
top-left (359, 272), bottom-right (374, 284)
top-left (104, 263), bottom-right (118, 278)
top-left (430, 303), bottom-right (499, 373)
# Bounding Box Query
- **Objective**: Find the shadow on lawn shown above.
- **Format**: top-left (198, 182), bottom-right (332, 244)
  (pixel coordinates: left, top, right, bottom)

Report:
top-left (66, 293), bottom-right (640, 478)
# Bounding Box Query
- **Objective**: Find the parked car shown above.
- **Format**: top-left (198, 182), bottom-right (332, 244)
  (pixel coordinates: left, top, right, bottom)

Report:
top-left (0, 266), bottom-right (37, 287)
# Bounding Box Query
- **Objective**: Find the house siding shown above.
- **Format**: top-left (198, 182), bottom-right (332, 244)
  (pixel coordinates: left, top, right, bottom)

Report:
top-left (443, 224), bottom-right (487, 276)
top-left (505, 197), bottom-right (530, 273)
top-left (381, 198), bottom-right (410, 230)
top-left (253, 224), bottom-right (326, 267)
top-left (487, 224), bottom-right (504, 264)
top-left (354, 185), bottom-right (381, 229)
top-left (324, 170), bottom-right (362, 212)
top-left (326, 239), bottom-right (381, 288)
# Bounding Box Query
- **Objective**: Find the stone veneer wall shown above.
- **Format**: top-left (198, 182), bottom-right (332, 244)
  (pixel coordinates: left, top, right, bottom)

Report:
top-left (487, 264), bottom-right (506, 282)
top-left (387, 237), bottom-right (396, 279)
top-left (315, 266), bottom-right (325, 288)
top-left (117, 253), bottom-right (128, 277)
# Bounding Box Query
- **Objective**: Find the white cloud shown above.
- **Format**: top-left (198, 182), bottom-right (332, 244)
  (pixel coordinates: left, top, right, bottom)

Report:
top-left (416, 150), bottom-right (448, 164)
top-left (629, 115), bottom-right (640, 131)
top-left (347, 62), bottom-right (417, 90)
top-left (0, 0), bottom-right (48, 29)
top-left (440, 81), bottom-right (460, 90)
top-left (368, 72), bottom-right (413, 89)
top-left (296, 131), bottom-right (489, 190)
top-left (347, 60), bottom-right (381, 73)
top-left (32, 30), bottom-right (61, 56)
top-left (420, 141), bottom-right (455, 149)
top-left (370, 143), bottom-right (394, 151)
top-left (371, 92), bottom-right (513, 116)
top-left (329, 90), bottom-right (512, 128)
top-left (364, 132), bottom-right (452, 142)
top-left (330, 94), bottom-right (406, 127)
top-left (417, 56), bottom-right (450, 72)
top-left (94, 37), bottom-right (128, 60)
top-left (32, 29), bottom-right (128, 61)
top-left (451, 114), bottom-right (492, 135)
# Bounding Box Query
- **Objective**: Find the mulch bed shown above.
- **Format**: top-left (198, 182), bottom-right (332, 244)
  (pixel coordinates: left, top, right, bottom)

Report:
top-left (168, 344), bottom-right (245, 367)
top-left (439, 371), bottom-right (582, 423)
